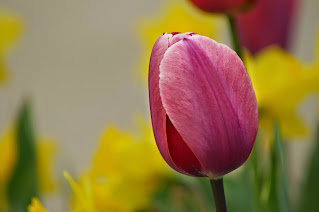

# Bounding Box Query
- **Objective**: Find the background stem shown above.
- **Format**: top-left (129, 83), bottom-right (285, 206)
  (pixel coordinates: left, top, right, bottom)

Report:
top-left (210, 178), bottom-right (227, 212)
top-left (227, 15), bottom-right (242, 60)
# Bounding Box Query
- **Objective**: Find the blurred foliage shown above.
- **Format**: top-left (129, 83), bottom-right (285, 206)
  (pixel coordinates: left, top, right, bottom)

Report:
top-left (0, 111), bottom-right (57, 211)
top-left (0, 10), bottom-right (22, 83)
top-left (7, 101), bottom-right (38, 212)
top-left (0, 101), bottom-right (56, 212)
top-left (297, 124), bottom-right (319, 212)
top-left (267, 123), bottom-right (290, 212)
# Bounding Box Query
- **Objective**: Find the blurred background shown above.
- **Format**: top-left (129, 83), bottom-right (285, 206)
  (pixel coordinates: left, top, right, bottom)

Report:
top-left (0, 0), bottom-right (319, 211)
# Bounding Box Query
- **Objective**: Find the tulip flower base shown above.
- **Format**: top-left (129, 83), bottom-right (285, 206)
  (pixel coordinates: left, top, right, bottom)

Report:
top-left (210, 178), bottom-right (227, 212)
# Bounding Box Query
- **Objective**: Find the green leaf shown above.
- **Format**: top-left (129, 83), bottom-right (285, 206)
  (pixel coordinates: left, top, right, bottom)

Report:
top-left (151, 175), bottom-right (213, 212)
top-left (224, 165), bottom-right (255, 212)
top-left (297, 124), bottom-right (319, 212)
top-left (6, 101), bottom-right (38, 212)
top-left (267, 123), bottom-right (290, 212)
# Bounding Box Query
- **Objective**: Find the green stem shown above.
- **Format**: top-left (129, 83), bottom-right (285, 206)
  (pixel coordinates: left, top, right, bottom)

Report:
top-left (227, 15), bottom-right (242, 60)
top-left (210, 178), bottom-right (227, 212)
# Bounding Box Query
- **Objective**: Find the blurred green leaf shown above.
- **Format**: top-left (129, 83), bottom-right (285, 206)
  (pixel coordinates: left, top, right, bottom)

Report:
top-left (297, 124), bottom-right (319, 212)
top-left (7, 101), bottom-right (38, 212)
top-left (267, 123), bottom-right (290, 212)
top-left (224, 166), bottom-right (255, 212)
top-left (151, 175), bottom-right (213, 212)
top-left (250, 140), bottom-right (265, 211)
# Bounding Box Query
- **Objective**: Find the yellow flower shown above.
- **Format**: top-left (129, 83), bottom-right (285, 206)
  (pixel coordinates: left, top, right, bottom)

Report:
top-left (65, 120), bottom-right (171, 212)
top-left (0, 128), bottom-right (56, 209)
top-left (36, 138), bottom-right (57, 192)
top-left (0, 10), bottom-right (22, 83)
top-left (245, 46), bottom-right (319, 144)
top-left (136, 0), bottom-right (221, 81)
top-left (27, 198), bottom-right (48, 212)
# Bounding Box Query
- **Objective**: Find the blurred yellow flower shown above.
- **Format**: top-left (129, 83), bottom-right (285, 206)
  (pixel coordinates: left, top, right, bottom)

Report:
top-left (246, 46), bottom-right (319, 144)
top-left (27, 198), bottom-right (48, 212)
top-left (0, 128), bottom-right (56, 209)
top-left (0, 10), bottom-right (22, 83)
top-left (66, 120), bottom-right (171, 212)
top-left (136, 0), bottom-right (221, 81)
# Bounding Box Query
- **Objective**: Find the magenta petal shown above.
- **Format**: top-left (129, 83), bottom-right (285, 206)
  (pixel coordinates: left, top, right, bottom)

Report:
top-left (149, 33), bottom-right (193, 175)
top-left (159, 35), bottom-right (258, 178)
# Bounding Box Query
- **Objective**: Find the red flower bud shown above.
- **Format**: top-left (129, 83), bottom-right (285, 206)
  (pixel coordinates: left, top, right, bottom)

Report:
top-left (188, 0), bottom-right (257, 14)
top-left (148, 33), bottom-right (258, 178)
top-left (236, 0), bottom-right (297, 54)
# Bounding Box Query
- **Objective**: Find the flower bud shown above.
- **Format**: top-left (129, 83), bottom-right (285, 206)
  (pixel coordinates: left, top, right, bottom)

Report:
top-left (148, 33), bottom-right (258, 178)
top-left (236, 0), bottom-right (297, 54)
top-left (188, 0), bottom-right (257, 14)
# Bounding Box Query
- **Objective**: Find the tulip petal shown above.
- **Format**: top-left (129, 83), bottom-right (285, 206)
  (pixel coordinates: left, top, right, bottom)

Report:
top-left (166, 115), bottom-right (204, 176)
top-left (149, 33), bottom-right (194, 175)
top-left (159, 35), bottom-right (258, 178)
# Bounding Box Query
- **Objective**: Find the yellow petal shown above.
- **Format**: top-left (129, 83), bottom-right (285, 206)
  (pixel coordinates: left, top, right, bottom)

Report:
top-left (0, 57), bottom-right (8, 83)
top-left (247, 46), bottom-right (319, 139)
top-left (66, 120), bottom-right (171, 212)
top-left (27, 198), bottom-right (48, 212)
top-left (36, 140), bottom-right (57, 192)
top-left (0, 10), bottom-right (22, 53)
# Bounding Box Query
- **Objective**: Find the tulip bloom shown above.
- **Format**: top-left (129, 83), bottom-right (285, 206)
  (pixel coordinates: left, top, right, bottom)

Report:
top-left (188, 0), bottom-right (257, 14)
top-left (149, 33), bottom-right (258, 178)
top-left (236, 0), bottom-right (297, 54)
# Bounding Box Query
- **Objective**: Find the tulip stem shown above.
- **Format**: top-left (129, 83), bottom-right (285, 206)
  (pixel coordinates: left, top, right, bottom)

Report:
top-left (210, 178), bottom-right (227, 212)
top-left (227, 15), bottom-right (243, 60)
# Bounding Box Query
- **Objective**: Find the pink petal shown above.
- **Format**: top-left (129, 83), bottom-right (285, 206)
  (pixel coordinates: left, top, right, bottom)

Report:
top-left (149, 33), bottom-right (194, 175)
top-left (159, 35), bottom-right (258, 178)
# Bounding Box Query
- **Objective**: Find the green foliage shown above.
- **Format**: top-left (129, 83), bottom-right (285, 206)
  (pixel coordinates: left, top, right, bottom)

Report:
top-left (224, 165), bottom-right (255, 212)
top-left (151, 176), bottom-right (213, 212)
top-left (297, 125), bottom-right (319, 212)
top-left (7, 101), bottom-right (38, 212)
top-left (267, 123), bottom-right (290, 212)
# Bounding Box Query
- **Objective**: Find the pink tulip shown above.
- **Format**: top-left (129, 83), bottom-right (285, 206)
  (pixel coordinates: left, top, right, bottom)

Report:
top-left (188, 0), bottom-right (257, 14)
top-left (149, 32), bottom-right (258, 178)
top-left (236, 0), bottom-right (297, 54)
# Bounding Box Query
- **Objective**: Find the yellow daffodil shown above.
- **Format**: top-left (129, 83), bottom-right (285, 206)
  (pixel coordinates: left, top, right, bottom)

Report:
top-left (27, 198), bottom-right (48, 212)
top-left (245, 46), bottom-right (319, 145)
top-left (0, 128), bottom-right (56, 209)
top-left (65, 120), bottom-right (171, 212)
top-left (136, 0), bottom-right (221, 81)
top-left (0, 10), bottom-right (22, 83)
